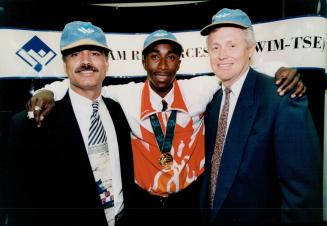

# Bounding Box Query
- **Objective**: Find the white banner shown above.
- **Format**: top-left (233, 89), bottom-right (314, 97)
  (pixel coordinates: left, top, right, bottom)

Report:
top-left (0, 16), bottom-right (326, 78)
top-left (252, 16), bottom-right (327, 71)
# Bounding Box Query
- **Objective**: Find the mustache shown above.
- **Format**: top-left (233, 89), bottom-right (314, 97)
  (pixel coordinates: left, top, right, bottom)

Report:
top-left (75, 64), bottom-right (99, 73)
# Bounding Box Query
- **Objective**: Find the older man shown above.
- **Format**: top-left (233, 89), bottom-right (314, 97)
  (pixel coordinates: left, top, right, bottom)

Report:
top-left (200, 8), bottom-right (322, 226)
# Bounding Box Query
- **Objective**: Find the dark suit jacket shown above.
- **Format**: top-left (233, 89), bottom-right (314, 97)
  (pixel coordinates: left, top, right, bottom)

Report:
top-left (201, 68), bottom-right (322, 226)
top-left (5, 93), bottom-right (136, 226)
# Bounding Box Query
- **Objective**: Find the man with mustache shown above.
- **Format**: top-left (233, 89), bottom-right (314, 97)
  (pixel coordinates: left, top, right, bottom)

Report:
top-left (26, 29), bottom-right (304, 226)
top-left (5, 21), bottom-right (136, 226)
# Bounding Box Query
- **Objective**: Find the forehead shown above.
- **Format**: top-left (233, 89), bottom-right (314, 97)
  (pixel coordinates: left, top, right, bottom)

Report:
top-left (62, 45), bottom-right (109, 56)
top-left (149, 43), bottom-right (175, 51)
top-left (208, 27), bottom-right (246, 44)
top-left (145, 40), bottom-right (181, 54)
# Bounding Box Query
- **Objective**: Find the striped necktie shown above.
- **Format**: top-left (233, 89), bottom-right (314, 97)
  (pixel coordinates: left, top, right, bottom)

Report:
top-left (88, 101), bottom-right (107, 146)
top-left (88, 101), bottom-right (115, 226)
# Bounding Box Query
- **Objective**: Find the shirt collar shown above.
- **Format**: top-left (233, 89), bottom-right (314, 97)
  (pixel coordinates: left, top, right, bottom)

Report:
top-left (149, 84), bottom-right (174, 112)
top-left (69, 88), bottom-right (103, 112)
top-left (140, 79), bottom-right (189, 120)
top-left (222, 67), bottom-right (249, 97)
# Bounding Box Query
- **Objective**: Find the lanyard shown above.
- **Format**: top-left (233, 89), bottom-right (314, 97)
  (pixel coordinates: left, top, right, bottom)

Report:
top-left (149, 110), bottom-right (177, 153)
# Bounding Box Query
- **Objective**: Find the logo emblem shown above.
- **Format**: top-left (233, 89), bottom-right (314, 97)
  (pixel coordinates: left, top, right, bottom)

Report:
top-left (154, 32), bottom-right (167, 37)
top-left (78, 27), bottom-right (95, 34)
top-left (214, 12), bottom-right (231, 19)
top-left (16, 36), bottom-right (57, 72)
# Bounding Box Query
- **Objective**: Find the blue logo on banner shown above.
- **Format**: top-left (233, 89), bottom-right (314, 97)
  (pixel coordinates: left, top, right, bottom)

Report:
top-left (16, 36), bottom-right (57, 72)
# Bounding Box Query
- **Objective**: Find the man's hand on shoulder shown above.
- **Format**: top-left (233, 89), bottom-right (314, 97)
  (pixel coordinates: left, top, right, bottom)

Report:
top-left (26, 90), bottom-right (55, 127)
top-left (275, 67), bottom-right (306, 98)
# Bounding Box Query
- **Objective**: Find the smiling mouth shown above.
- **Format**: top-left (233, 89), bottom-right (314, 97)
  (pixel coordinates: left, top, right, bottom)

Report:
top-left (155, 72), bottom-right (170, 77)
top-left (217, 63), bottom-right (233, 69)
top-left (78, 70), bottom-right (95, 74)
top-left (75, 69), bottom-right (99, 73)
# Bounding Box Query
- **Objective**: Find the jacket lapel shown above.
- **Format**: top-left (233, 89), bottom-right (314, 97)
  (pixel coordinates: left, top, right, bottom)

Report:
top-left (210, 69), bottom-right (259, 222)
top-left (205, 89), bottom-right (223, 165)
top-left (54, 93), bottom-right (87, 152)
top-left (200, 89), bottom-right (222, 208)
top-left (45, 92), bottom-right (103, 208)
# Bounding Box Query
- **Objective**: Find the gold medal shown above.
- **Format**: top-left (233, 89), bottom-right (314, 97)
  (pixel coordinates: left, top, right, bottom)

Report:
top-left (159, 153), bottom-right (173, 170)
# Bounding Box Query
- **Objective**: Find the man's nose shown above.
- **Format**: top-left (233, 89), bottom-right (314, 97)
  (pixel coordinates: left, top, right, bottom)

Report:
top-left (80, 51), bottom-right (92, 63)
top-left (218, 48), bottom-right (227, 59)
top-left (158, 57), bottom-right (168, 69)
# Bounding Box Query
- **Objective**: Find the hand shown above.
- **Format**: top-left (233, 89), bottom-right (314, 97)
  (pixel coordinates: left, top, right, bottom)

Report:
top-left (275, 67), bottom-right (306, 98)
top-left (26, 90), bottom-right (55, 127)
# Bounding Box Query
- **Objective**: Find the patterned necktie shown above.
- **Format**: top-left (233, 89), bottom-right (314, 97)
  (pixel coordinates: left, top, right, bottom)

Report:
top-left (88, 101), bottom-right (107, 146)
top-left (88, 101), bottom-right (115, 226)
top-left (209, 87), bottom-right (231, 208)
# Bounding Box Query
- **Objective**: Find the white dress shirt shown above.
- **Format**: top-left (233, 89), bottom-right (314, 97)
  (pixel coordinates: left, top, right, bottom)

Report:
top-left (220, 67), bottom-right (249, 146)
top-left (69, 88), bottom-right (124, 218)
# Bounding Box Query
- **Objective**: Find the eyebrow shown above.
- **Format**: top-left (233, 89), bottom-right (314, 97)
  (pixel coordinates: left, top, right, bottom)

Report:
top-left (148, 49), bottom-right (179, 55)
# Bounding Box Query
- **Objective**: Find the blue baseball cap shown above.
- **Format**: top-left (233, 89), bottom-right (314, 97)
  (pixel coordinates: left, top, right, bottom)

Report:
top-left (142, 29), bottom-right (183, 54)
top-left (200, 8), bottom-right (253, 36)
top-left (60, 21), bottom-right (111, 52)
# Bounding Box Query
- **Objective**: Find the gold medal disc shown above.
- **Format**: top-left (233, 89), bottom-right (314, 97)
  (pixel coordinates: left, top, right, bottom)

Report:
top-left (159, 153), bottom-right (173, 169)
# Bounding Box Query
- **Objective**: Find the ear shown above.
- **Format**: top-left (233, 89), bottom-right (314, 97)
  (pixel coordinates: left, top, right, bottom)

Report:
top-left (176, 59), bottom-right (181, 71)
top-left (142, 59), bottom-right (146, 69)
top-left (248, 44), bottom-right (256, 58)
top-left (62, 60), bottom-right (68, 76)
top-left (105, 59), bottom-right (109, 74)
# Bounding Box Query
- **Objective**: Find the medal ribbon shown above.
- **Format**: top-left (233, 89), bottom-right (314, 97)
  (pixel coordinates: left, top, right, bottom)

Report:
top-left (149, 110), bottom-right (177, 153)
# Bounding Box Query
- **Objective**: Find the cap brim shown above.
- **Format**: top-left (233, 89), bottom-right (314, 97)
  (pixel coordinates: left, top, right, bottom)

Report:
top-left (61, 39), bottom-right (111, 52)
top-left (200, 21), bottom-right (250, 36)
top-left (142, 38), bottom-right (183, 54)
